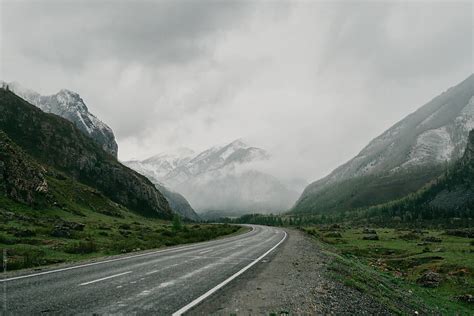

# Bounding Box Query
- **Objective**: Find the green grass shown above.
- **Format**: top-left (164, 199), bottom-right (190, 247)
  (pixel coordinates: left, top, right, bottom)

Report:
top-left (302, 226), bottom-right (474, 314)
top-left (0, 195), bottom-right (247, 272)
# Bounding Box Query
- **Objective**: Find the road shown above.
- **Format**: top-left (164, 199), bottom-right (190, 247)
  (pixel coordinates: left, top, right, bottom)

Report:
top-left (0, 225), bottom-right (286, 315)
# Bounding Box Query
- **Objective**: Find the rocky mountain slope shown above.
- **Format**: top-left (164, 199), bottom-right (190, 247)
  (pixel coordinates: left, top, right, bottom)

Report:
top-left (0, 131), bottom-right (49, 206)
top-left (2, 81), bottom-right (118, 157)
top-left (427, 129), bottom-right (474, 211)
top-left (365, 129), bottom-right (474, 221)
top-left (155, 184), bottom-right (200, 221)
top-left (293, 74), bottom-right (474, 214)
top-left (0, 87), bottom-right (172, 219)
top-left (125, 140), bottom-right (298, 215)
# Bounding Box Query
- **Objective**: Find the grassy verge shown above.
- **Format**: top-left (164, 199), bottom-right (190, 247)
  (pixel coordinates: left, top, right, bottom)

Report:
top-left (0, 195), bottom-right (246, 273)
top-left (301, 226), bottom-right (474, 314)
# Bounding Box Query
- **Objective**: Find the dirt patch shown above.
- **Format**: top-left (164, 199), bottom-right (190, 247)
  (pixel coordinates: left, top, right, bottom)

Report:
top-left (189, 229), bottom-right (390, 315)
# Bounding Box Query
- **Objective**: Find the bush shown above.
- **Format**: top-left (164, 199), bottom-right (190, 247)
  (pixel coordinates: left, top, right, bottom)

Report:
top-left (64, 240), bottom-right (97, 254)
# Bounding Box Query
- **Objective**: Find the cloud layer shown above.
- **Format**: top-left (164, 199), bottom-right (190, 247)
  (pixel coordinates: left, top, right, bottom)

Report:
top-left (1, 0), bottom-right (472, 183)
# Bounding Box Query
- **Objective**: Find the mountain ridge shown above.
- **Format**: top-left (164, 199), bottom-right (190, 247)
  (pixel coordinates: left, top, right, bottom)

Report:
top-left (293, 74), bottom-right (474, 214)
top-left (125, 139), bottom-right (298, 215)
top-left (2, 81), bottom-right (118, 158)
top-left (0, 87), bottom-right (172, 218)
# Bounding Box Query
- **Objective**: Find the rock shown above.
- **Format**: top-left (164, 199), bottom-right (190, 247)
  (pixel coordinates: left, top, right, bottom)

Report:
top-left (363, 228), bottom-right (377, 234)
top-left (324, 232), bottom-right (342, 238)
top-left (50, 225), bottom-right (73, 238)
top-left (417, 242), bottom-right (429, 246)
top-left (456, 294), bottom-right (474, 304)
top-left (445, 229), bottom-right (474, 238)
top-left (416, 271), bottom-right (442, 288)
top-left (363, 235), bottom-right (379, 241)
top-left (63, 221), bottom-right (85, 231)
top-left (13, 229), bottom-right (36, 237)
top-left (423, 236), bottom-right (442, 243)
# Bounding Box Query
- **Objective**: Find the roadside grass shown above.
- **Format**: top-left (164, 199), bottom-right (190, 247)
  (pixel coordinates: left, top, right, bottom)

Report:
top-left (302, 226), bottom-right (474, 314)
top-left (0, 195), bottom-right (247, 272)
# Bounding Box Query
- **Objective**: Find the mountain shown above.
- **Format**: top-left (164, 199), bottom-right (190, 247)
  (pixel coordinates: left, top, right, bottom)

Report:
top-left (0, 87), bottom-right (172, 219)
top-left (155, 184), bottom-right (201, 221)
top-left (124, 158), bottom-right (200, 221)
top-left (366, 129), bottom-right (474, 222)
top-left (293, 74), bottom-right (474, 214)
top-left (125, 139), bottom-right (299, 215)
top-left (2, 81), bottom-right (118, 157)
top-left (125, 147), bottom-right (195, 184)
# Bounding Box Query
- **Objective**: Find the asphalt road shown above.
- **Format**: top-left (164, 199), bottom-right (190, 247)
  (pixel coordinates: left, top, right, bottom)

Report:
top-left (0, 225), bottom-right (286, 315)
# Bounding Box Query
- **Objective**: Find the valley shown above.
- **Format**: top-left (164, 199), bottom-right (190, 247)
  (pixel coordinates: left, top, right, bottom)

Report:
top-left (1, 2), bottom-right (473, 313)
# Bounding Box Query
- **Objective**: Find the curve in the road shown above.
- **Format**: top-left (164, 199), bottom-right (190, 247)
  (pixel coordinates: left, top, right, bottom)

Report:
top-left (0, 225), bottom-right (286, 315)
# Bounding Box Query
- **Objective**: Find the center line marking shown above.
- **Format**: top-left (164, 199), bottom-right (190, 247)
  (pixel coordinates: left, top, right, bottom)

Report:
top-left (78, 271), bottom-right (132, 286)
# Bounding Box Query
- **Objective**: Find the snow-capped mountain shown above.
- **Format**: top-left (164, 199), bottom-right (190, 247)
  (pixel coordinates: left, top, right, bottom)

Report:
top-left (164, 139), bottom-right (270, 188)
top-left (2, 81), bottom-right (118, 157)
top-left (294, 74), bottom-right (474, 213)
top-left (327, 74), bottom-right (473, 182)
top-left (126, 147), bottom-right (196, 183)
top-left (124, 139), bottom-right (298, 214)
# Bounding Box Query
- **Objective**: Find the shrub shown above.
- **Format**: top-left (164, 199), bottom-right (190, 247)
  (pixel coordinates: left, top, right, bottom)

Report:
top-left (64, 240), bottom-right (97, 254)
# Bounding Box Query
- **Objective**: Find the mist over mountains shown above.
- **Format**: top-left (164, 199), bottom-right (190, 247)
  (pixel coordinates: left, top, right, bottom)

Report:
top-left (125, 139), bottom-right (300, 216)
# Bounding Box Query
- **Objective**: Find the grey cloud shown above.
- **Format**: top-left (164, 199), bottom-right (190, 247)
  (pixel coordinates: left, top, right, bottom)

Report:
top-left (318, 1), bottom-right (472, 79)
top-left (3, 0), bottom-right (252, 68)
top-left (1, 0), bottom-right (472, 182)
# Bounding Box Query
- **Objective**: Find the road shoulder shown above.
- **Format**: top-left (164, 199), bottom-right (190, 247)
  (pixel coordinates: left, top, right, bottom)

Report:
top-left (189, 228), bottom-right (390, 315)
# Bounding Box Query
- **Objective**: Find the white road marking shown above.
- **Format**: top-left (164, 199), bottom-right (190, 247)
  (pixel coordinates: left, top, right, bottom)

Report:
top-left (198, 249), bottom-right (213, 255)
top-left (172, 229), bottom-right (287, 316)
top-left (0, 226), bottom-right (255, 283)
top-left (79, 271), bottom-right (132, 286)
top-left (138, 290), bottom-right (151, 297)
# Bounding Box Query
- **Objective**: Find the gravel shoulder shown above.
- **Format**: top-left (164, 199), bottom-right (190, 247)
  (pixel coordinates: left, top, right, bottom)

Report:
top-left (189, 229), bottom-right (391, 315)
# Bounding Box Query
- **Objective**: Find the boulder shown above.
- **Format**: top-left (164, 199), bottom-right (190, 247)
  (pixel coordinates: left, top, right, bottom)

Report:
top-left (363, 235), bottom-right (379, 241)
top-left (417, 271), bottom-right (442, 288)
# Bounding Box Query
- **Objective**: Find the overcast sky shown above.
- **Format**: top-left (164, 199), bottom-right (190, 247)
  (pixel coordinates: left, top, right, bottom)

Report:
top-left (1, 0), bottom-right (472, 182)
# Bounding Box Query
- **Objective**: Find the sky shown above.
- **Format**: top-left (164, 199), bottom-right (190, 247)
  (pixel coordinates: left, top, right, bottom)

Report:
top-left (1, 0), bottom-right (473, 183)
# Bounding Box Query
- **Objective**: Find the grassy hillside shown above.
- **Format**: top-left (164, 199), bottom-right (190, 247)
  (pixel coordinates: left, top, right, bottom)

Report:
top-left (0, 194), bottom-right (243, 271)
top-left (302, 226), bottom-right (474, 314)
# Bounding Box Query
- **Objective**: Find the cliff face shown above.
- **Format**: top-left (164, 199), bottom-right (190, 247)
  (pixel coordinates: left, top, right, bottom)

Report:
top-left (0, 88), bottom-right (172, 219)
top-left (0, 131), bottom-right (49, 206)
top-left (461, 130), bottom-right (474, 164)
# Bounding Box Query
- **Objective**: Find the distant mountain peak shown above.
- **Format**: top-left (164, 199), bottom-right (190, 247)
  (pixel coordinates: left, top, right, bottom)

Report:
top-left (3, 81), bottom-right (118, 158)
top-left (124, 139), bottom-right (297, 214)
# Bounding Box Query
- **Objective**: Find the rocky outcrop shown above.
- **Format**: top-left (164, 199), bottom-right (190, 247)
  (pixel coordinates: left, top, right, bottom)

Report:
top-left (0, 88), bottom-right (172, 219)
top-left (0, 131), bottom-right (49, 206)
